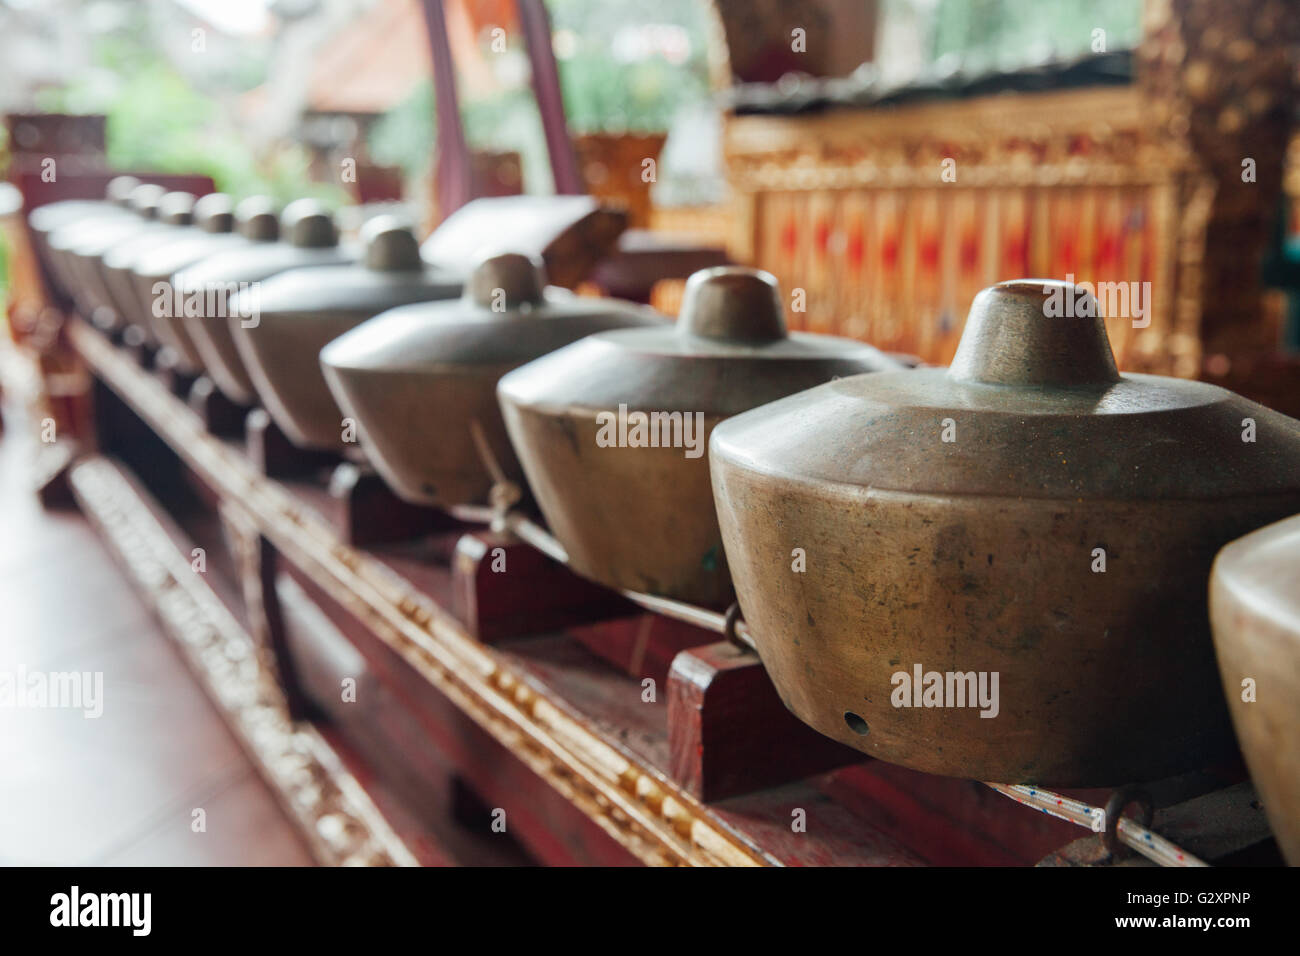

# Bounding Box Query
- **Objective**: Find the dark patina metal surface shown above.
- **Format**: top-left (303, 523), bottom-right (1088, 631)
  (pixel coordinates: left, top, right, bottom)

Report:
top-left (230, 215), bottom-right (462, 452)
top-left (709, 279), bottom-right (1300, 785)
top-left (321, 252), bottom-right (664, 509)
top-left (499, 266), bottom-right (901, 608)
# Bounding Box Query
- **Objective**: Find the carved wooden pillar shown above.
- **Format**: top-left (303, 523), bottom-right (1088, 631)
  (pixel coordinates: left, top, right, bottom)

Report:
top-left (1139, 0), bottom-right (1300, 363)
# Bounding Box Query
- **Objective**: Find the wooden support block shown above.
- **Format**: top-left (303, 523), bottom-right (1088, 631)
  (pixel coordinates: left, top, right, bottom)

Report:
top-left (245, 408), bottom-right (339, 479)
top-left (245, 414), bottom-right (454, 544)
top-left (668, 641), bottom-right (864, 802)
top-left (153, 346), bottom-right (199, 399)
top-left (452, 529), bottom-right (633, 644)
top-left (327, 462), bottom-right (462, 548)
top-left (188, 376), bottom-right (249, 439)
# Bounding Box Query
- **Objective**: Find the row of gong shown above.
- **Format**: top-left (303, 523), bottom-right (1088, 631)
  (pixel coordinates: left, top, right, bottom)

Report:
top-left (27, 177), bottom-right (1300, 861)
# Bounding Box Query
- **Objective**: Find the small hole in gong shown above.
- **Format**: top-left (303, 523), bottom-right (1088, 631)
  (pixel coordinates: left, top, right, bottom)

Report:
top-left (843, 712), bottom-right (869, 735)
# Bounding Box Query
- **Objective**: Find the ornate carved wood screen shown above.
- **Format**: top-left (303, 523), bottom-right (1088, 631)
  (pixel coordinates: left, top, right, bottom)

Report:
top-left (719, 0), bottom-right (1299, 383)
top-left (725, 86), bottom-right (1207, 377)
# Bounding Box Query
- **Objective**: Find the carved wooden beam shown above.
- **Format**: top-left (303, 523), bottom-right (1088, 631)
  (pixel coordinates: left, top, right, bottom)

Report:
top-left (1138, 0), bottom-right (1300, 361)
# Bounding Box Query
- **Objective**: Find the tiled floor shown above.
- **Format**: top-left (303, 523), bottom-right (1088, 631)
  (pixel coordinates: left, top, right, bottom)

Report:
top-left (0, 414), bottom-right (313, 866)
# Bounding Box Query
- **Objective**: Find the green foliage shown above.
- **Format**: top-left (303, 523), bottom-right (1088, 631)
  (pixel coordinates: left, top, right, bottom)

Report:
top-left (463, 88), bottom-right (553, 190)
top-left (549, 0), bottom-right (712, 134)
top-left (370, 80), bottom-right (553, 192)
top-left (368, 80), bottom-right (437, 180)
top-left (930, 0), bottom-right (1142, 65)
top-left (557, 46), bottom-right (706, 134)
top-left (33, 15), bottom-right (345, 207)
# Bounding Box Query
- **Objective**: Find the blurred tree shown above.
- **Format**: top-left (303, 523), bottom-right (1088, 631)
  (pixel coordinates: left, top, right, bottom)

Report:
top-left (548, 0), bottom-right (712, 133)
top-left (25, 0), bottom-right (348, 205)
top-left (368, 0), bottom-right (715, 194)
top-left (929, 0), bottom-right (1141, 66)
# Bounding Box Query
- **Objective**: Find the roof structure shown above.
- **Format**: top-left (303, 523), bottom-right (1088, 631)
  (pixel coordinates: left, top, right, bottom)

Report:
top-left (304, 0), bottom-right (432, 115)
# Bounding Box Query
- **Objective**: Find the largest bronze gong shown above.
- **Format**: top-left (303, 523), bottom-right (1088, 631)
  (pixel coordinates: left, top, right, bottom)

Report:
top-left (710, 280), bottom-right (1300, 786)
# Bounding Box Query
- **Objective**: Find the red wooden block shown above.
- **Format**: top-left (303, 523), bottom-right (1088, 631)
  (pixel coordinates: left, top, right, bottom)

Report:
top-left (451, 529), bottom-right (633, 644)
top-left (668, 641), bottom-right (864, 802)
top-left (245, 415), bottom-right (461, 546)
top-left (326, 462), bottom-right (462, 548)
